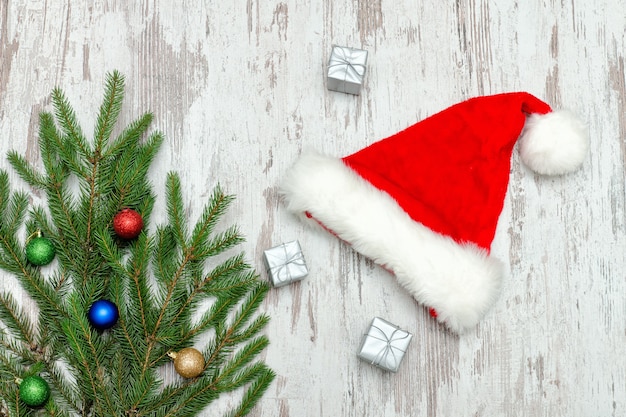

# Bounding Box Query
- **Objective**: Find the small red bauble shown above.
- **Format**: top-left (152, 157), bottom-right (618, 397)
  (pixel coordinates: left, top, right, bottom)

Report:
top-left (113, 208), bottom-right (144, 239)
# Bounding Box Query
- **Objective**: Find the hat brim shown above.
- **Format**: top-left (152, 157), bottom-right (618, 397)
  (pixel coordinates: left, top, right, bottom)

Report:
top-left (280, 151), bottom-right (503, 333)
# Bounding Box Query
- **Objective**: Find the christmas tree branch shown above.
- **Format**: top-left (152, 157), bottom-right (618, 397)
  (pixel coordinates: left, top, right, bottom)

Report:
top-left (147, 375), bottom-right (221, 417)
top-left (189, 187), bottom-right (239, 256)
top-left (2, 389), bottom-right (20, 417)
top-left (93, 70), bottom-right (125, 152)
top-left (111, 131), bottom-right (162, 211)
top-left (0, 294), bottom-right (35, 347)
top-left (39, 111), bottom-right (88, 179)
top-left (62, 296), bottom-right (116, 415)
top-left (226, 367), bottom-right (275, 417)
top-left (168, 254), bottom-right (254, 328)
top-left (102, 113), bottom-right (153, 159)
top-left (0, 334), bottom-right (26, 377)
top-left (50, 88), bottom-right (90, 159)
top-left (212, 337), bottom-right (270, 390)
top-left (0, 71), bottom-right (275, 416)
top-left (0, 232), bottom-right (65, 320)
top-left (46, 361), bottom-right (82, 415)
top-left (28, 207), bottom-right (72, 292)
top-left (165, 172), bottom-right (188, 250)
top-left (97, 231), bottom-right (155, 351)
top-left (147, 176), bottom-right (231, 346)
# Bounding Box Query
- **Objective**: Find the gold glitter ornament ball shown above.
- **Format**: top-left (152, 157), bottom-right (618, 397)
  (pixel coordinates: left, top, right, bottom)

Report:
top-left (169, 347), bottom-right (205, 378)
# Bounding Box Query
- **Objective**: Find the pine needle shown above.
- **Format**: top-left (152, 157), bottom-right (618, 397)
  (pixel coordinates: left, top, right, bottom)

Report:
top-left (0, 72), bottom-right (274, 416)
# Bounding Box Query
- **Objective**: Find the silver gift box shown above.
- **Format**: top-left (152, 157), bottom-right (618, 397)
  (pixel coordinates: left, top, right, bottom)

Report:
top-left (327, 45), bottom-right (368, 95)
top-left (263, 240), bottom-right (308, 287)
top-left (357, 317), bottom-right (412, 372)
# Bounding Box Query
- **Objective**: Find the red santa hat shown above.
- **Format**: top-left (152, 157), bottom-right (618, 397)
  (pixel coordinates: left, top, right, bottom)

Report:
top-left (280, 92), bottom-right (588, 334)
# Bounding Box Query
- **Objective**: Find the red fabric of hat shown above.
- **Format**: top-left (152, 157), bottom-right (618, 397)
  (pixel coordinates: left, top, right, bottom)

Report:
top-left (343, 93), bottom-right (551, 251)
top-left (281, 92), bottom-right (588, 333)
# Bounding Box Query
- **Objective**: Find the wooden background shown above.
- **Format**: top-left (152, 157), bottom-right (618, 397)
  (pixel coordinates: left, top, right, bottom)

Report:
top-left (1, 0), bottom-right (625, 416)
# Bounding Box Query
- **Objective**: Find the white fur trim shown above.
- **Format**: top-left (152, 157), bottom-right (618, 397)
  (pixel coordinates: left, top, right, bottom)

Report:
top-left (518, 109), bottom-right (589, 175)
top-left (280, 152), bottom-right (503, 334)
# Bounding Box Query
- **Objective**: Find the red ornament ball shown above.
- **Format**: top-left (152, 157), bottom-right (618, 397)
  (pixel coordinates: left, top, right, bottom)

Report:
top-left (113, 208), bottom-right (144, 239)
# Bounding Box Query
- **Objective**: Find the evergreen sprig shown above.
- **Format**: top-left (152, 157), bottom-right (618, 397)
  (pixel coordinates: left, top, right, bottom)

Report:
top-left (0, 71), bottom-right (275, 416)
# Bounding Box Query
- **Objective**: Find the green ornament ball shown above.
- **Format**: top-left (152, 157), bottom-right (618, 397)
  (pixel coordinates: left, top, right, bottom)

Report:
top-left (25, 236), bottom-right (56, 266)
top-left (19, 375), bottom-right (50, 408)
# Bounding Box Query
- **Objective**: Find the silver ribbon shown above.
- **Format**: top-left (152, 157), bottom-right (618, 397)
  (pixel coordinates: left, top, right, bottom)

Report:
top-left (267, 242), bottom-right (306, 284)
top-left (366, 323), bottom-right (411, 370)
top-left (328, 46), bottom-right (367, 89)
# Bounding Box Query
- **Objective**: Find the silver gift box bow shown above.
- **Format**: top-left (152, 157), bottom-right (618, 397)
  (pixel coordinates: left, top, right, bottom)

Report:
top-left (327, 46), bottom-right (368, 95)
top-left (264, 241), bottom-right (308, 287)
top-left (358, 317), bottom-right (412, 372)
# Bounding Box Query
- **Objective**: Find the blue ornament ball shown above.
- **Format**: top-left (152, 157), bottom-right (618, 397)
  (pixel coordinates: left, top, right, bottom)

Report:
top-left (87, 299), bottom-right (119, 330)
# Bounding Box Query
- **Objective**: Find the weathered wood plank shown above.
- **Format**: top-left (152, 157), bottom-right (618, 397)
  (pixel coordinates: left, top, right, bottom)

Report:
top-left (1, 0), bottom-right (624, 416)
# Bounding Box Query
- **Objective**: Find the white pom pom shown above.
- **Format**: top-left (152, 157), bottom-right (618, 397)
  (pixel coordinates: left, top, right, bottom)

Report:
top-left (518, 110), bottom-right (589, 175)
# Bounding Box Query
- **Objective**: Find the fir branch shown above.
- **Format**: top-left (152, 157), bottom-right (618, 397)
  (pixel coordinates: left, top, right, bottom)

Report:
top-left (199, 324), bottom-right (234, 372)
top-left (0, 172), bottom-right (30, 242)
top-left (109, 275), bottom-right (145, 364)
top-left (0, 232), bottom-right (66, 321)
top-left (94, 229), bottom-right (127, 278)
top-left (160, 380), bottom-right (221, 417)
top-left (148, 226), bottom-right (203, 357)
top-left (149, 296), bottom-right (235, 370)
top-left (220, 362), bottom-right (273, 397)
top-left (99, 231), bottom-right (156, 354)
top-left (224, 366), bottom-right (275, 417)
top-left (28, 206), bottom-right (82, 282)
top-left (227, 282), bottom-right (269, 338)
top-left (0, 334), bottom-right (25, 377)
top-left (176, 282), bottom-right (270, 364)
top-left (61, 295), bottom-right (116, 416)
top-left (43, 400), bottom-right (73, 417)
top-left (143, 378), bottom-right (220, 417)
top-left (230, 315), bottom-right (271, 345)
top-left (189, 185), bottom-right (236, 254)
top-left (0, 384), bottom-right (21, 417)
top-left (212, 337), bottom-right (270, 390)
top-left (165, 173), bottom-right (188, 250)
top-left (204, 252), bottom-right (254, 284)
top-left (167, 254), bottom-right (255, 328)
top-left (203, 257), bottom-right (259, 297)
top-left (39, 111), bottom-right (88, 179)
top-left (93, 71), bottom-right (125, 151)
top-left (196, 225), bottom-right (244, 260)
top-left (5, 152), bottom-right (47, 189)
top-left (102, 112), bottom-right (153, 159)
top-left (113, 131), bottom-right (163, 211)
top-left (43, 178), bottom-right (83, 268)
top-left (151, 225), bottom-right (178, 300)
top-left (191, 298), bottom-right (236, 342)
top-left (1, 191), bottom-right (29, 238)
top-left (0, 72), bottom-right (274, 416)
top-left (0, 293), bottom-right (35, 346)
top-left (112, 348), bottom-right (159, 414)
top-left (50, 88), bottom-right (90, 159)
top-left (46, 360), bottom-right (82, 415)
top-left (0, 171), bottom-right (9, 215)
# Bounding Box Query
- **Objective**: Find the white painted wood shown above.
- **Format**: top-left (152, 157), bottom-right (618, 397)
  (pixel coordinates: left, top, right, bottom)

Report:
top-left (1, 0), bottom-right (625, 416)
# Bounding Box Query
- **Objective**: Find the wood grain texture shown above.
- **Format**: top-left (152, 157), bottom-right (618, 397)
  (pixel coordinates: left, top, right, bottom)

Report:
top-left (1, 0), bottom-right (625, 416)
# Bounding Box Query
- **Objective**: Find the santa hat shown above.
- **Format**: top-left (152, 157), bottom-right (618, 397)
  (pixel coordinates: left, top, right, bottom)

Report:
top-left (280, 92), bottom-right (588, 334)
